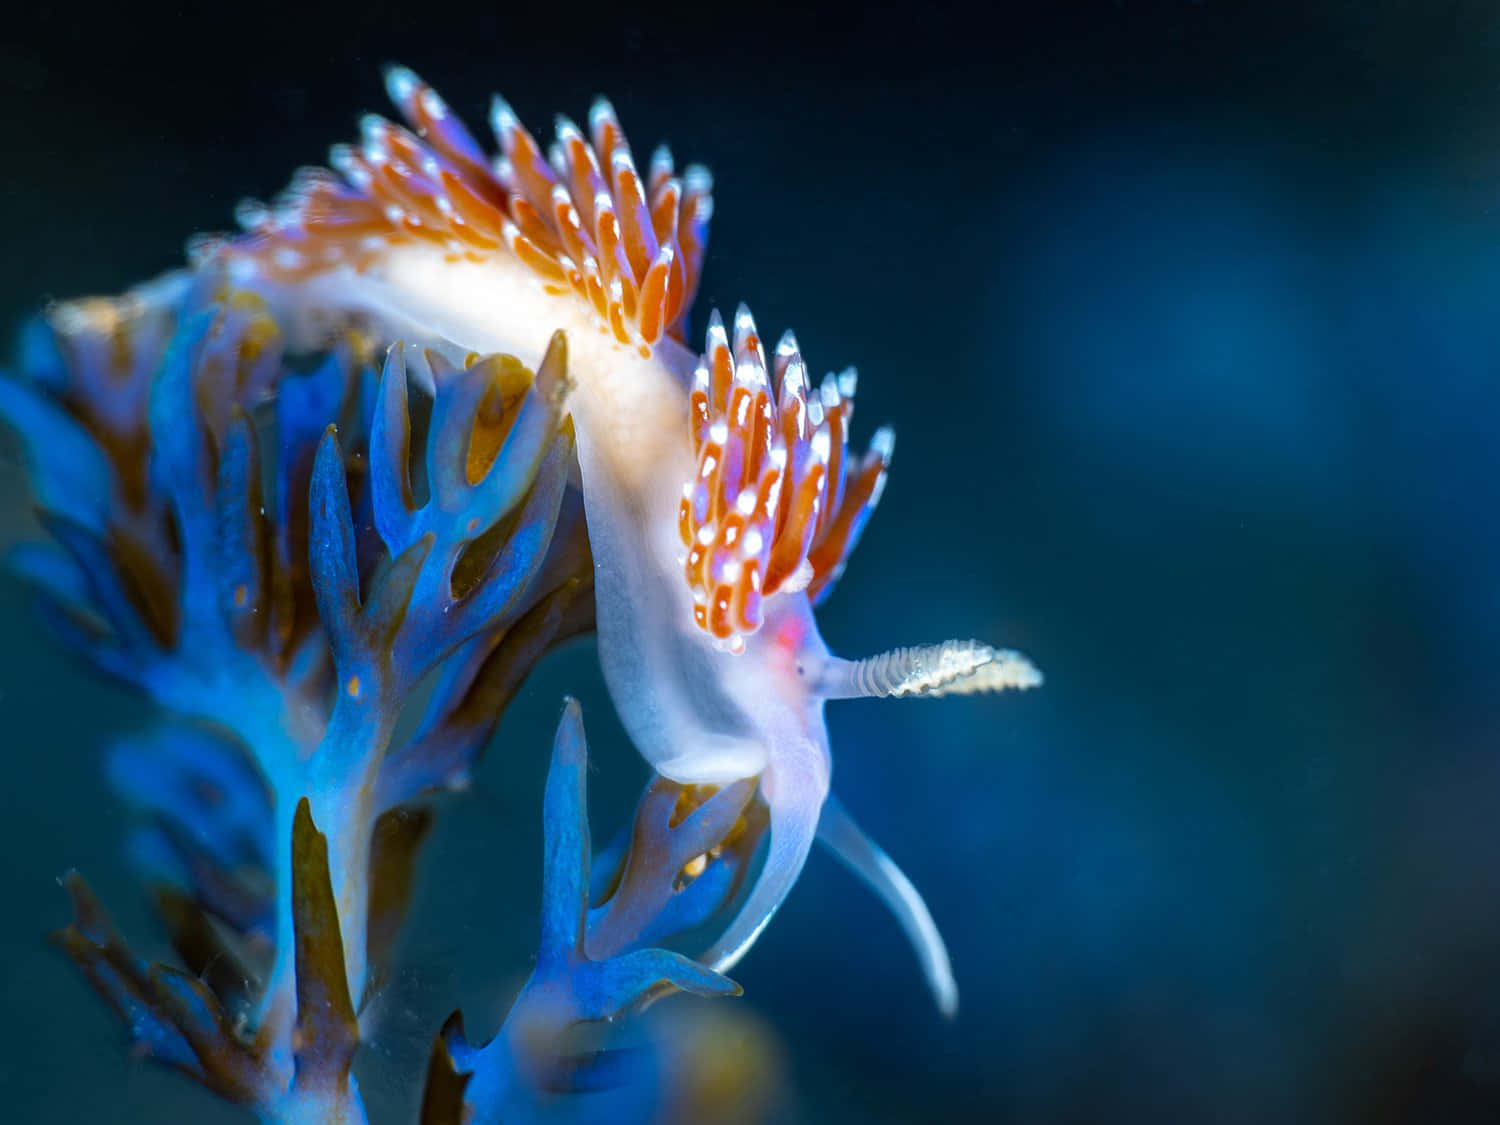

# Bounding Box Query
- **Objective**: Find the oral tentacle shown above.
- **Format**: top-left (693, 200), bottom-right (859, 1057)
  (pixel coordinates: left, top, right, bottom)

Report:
top-left (816, 794), bottom-right (957, 1018)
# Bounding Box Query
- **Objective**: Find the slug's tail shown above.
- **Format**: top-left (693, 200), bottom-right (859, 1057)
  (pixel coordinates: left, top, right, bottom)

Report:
top-left (699, 753), bottom-right (827, 975)
top-left (817, 795), bottom-right (958, 1017)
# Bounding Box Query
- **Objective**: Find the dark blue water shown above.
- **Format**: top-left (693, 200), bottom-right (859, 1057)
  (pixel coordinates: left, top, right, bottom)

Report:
top-left (4, 3), bottom-right (1500, 1121)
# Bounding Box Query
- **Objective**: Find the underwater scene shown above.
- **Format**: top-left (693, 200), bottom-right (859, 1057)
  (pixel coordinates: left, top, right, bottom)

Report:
top-left (3, 2), bottom-right (1499, 1122)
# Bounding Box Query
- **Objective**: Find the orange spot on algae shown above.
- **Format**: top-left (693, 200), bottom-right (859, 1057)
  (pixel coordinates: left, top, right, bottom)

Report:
top-left (464, 354), bottom-right (533, 484)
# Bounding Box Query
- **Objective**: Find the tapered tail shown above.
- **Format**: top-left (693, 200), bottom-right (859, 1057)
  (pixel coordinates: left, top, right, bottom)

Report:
top-left (699, 755), bottom-right (827, 975)
top-left (813, 639), bottom-right (1041, 700)
top-left (817, 795), bottom-right (958, 1017)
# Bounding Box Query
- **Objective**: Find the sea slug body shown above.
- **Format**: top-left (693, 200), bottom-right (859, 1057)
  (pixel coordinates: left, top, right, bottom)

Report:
top-left (185, 65), bottom-right (1043, 1013)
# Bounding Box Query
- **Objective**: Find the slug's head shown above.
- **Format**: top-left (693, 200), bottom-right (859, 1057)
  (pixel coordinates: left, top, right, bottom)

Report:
top-left (697, 601), bottom-right (1044, 1010)
top-left (676, 311), bottom-right (1044, 1004)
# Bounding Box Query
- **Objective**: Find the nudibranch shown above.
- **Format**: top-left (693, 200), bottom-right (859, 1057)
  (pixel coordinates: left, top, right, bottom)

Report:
top-left (198, 66), bottom-right (1041, 1013)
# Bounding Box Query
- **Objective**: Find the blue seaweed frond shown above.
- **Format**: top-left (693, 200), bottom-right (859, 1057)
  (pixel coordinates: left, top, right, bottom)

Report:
top-left (4, 284), bottom-right (606, 1121)
top-left (428, 701), bottom-right (750, 1125)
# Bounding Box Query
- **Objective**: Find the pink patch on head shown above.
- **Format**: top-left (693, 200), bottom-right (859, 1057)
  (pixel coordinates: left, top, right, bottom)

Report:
top-left (772, 613), bottom-right (807, 657)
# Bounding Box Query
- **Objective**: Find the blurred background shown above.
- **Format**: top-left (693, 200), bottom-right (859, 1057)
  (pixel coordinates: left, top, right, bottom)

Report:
top-left (3, 1), bottom-right (1500, 1121)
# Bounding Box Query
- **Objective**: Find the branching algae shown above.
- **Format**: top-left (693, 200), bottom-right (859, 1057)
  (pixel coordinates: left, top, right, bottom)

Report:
top-left (2, 68), bottom-right (1041, 1123)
